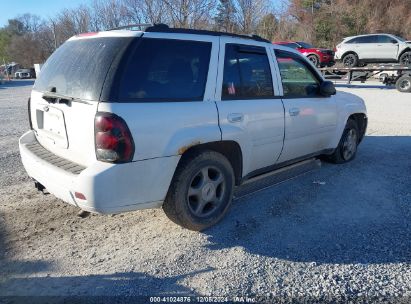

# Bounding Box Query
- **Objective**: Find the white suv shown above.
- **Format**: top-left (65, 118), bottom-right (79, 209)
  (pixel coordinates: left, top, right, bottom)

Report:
top-left (19, 25), bottom-right (367, 230)
top-left (335, 33), bottom-right (411, 67)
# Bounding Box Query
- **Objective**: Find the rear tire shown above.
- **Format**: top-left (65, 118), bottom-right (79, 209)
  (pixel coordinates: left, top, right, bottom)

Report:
top-left (163, 150), bottom-right (235, 231)
top-left (327, 119), bottom-right (359, 164)
top-left (342, 53), bottom-right (358, 67)
top-left (395, 75), bottom-right (411, 93)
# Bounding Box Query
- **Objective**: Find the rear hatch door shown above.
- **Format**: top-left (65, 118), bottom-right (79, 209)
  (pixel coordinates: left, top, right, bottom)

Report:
top-left (30, 35), bottom-right (133, 167)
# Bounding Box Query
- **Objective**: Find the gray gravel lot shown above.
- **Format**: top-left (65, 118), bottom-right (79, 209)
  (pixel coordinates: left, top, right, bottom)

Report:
top-left (0, 80), bottom-right (410, 302)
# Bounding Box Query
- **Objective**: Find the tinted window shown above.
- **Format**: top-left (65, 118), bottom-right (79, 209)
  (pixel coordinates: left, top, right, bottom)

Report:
top-left (34, 37), bottom-right (131, 101)
top-left (275, 50), bottom-right (320, 97)
top-left (297, 42), bottom-right (314, 48)
top-left (377, 35), bottom-right (397, 43)
top-left (346, 37), bottom-right (358, 44)
top-left (222, 44), bottom-right (274, 100)
top-left (280, 43), bottom-right (299, 49)
top-left (363, 35), bottom-right (378, 43)
top-left (347, 36), bottom-right (376, 44)
top-left (119, 38), bottom-right (211, 102)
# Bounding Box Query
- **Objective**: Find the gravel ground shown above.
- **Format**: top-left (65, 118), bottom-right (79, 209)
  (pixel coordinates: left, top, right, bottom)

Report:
top-left (0, 80), bottom-right (410, 303)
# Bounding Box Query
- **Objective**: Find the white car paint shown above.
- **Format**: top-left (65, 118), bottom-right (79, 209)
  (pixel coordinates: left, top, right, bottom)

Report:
top-left (19, 29), bottom-right (367, 214)
top-left (335, 33), bottom-right (411, 62)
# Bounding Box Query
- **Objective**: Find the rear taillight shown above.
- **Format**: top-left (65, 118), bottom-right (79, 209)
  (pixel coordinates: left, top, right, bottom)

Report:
top-left (94, 112), bottom-right (134, 163)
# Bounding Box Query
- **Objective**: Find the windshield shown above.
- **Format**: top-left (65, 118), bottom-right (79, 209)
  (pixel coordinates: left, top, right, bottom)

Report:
top-left (297, 42), bottom-right (314, 48)
top-left (34, 37), bottom-right (132, 101)
top-left (393, 35), bottom-right (406, 42)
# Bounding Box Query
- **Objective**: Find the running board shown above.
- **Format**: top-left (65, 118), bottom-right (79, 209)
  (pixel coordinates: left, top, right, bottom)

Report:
top-left (234, 158), bottom-right (321, 199)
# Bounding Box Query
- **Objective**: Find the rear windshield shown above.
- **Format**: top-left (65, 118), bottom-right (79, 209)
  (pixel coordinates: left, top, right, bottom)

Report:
top-left (34, 37), bottom-right (132, 101)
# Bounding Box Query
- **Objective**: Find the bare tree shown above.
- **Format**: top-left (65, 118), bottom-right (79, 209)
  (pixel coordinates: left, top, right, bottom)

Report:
top-left (92, 0), bottom-right (130, 30)
top-left (124, 0), bottom-right (168, 24)
top-left (163, 0), bottom-right (216, 29)
top-left (234, 0), bottom-right (271, 34)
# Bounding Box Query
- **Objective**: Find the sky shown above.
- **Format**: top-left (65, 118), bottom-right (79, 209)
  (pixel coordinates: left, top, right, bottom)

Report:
top-left (0, 0), bottom-right (92, 27)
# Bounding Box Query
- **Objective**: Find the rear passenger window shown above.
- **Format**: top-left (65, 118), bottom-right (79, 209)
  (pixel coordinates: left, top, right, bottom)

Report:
top-left (275, 50), bottom-right (321, 98)
top-left (363, 35), bottom-right (378, 43)
top-left (222, 44), bottom-right (274, 100)
top-left (119, 38), bottom-right (211, 101)
top-left (348, 36), bottom-right (370, 44)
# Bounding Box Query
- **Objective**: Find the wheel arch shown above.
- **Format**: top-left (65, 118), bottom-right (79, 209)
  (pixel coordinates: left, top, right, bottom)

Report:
top-left (398, 48), bottom-right (411, 61)
top-left (306, 53), bottom-right (320, 59)
top-left (177, 140), bottom-right (243, 185)
top-left (341, 51), bottom-right (358, 59)
top-left (348, 113), bottom-right (367, 142)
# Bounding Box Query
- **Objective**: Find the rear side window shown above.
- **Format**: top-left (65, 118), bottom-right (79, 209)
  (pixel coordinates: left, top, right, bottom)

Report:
top-left (34, 37), bottom-right (132, 101)
top-left (364, 35), bottom-right (378, 43)
top-left (347, 36), bottom-right (376, 44)
top-left (222, 44), bottom-right (274, 100)
top-left (275, 50), bottom-right (321, 98)
top-left (118, 38), bottom-right (211, 102)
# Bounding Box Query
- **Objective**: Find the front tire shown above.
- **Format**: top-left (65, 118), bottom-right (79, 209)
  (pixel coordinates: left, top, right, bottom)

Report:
top-left (399, 51), bottom-right (411, 66)
top-left (328, 119), bottom-right (359, 164)
top-left (163, 150), bottom-right (235, 231)
top-left (307, 54), bottom-right (319, 67)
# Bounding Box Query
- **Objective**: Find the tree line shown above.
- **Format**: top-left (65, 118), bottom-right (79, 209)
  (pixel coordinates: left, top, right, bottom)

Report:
top-left (0, 0), bottom-right (410, 67)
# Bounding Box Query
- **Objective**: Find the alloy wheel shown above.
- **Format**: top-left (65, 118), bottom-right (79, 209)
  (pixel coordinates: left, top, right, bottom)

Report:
top-left (308, 55), bottom-right (319, 67)
top-left (187, 166), bottom-right (226, 218)
top-left (400, 54), bottom-right (411, 65)
top-left (342, 129), bottom-right (358, 160)
top-left (343, 55), bottom-right (355, 67)
top-left (399, 78), bottom-right (411, 91)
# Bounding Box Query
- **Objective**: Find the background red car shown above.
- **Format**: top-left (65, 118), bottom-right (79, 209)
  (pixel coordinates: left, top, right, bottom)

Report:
top-left (273, 41), bottom-right (335, 67)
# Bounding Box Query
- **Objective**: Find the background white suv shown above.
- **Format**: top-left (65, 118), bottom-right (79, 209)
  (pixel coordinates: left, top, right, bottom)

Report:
top-left (335, 33), bottom-right (411, 67)
top-left (19, 25), bottom-right (367, 230)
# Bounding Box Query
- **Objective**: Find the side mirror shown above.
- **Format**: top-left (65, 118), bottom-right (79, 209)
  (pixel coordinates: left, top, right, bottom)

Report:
top-left (391, 39), bottom-right (398, 44)
top-left (319, 80), bottom-right (336, 96)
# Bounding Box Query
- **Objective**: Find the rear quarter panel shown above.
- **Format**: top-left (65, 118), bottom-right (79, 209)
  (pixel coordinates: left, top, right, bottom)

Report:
top-left (97, 101), bottom-right (221, 161)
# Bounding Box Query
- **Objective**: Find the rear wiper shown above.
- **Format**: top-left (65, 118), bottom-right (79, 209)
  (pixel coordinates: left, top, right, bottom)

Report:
top-left (42, 92), bottom-right (92, 105)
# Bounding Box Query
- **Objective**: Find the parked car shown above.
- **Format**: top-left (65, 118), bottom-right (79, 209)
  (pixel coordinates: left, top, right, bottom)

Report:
top-left (15, 68), bottom-right (35, 79)
top-left (19, 25), bottom-right (367, 231)
top-left (335, 34), bottom-right (411, 67)
top-left (273, 41), bottom-right (335, 67)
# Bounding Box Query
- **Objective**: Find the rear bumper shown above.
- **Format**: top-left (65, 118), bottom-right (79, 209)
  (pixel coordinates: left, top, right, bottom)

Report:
top-left (19, 130), bottom-right (180, 214)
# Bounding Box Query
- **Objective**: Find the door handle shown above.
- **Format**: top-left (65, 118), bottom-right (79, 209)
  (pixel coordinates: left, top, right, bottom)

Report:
top-left (289, 108), bottom-right (300, 116)
top-left (227, 113), bottom-right (244, 123)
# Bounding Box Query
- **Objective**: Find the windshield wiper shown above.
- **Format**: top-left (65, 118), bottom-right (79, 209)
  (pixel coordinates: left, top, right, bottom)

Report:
top-left (42, 92), bottom-right (92, 105)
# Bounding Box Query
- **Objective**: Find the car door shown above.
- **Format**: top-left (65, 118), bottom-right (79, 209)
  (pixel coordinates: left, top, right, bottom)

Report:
top-left (273, 48), bottom-right (337, 163)
top-left (375, 35), bottom-right (399, 60)
top-left (358, 35), bottom-right (379, 59)
top-left (215, 38), bottom-right (285, 177)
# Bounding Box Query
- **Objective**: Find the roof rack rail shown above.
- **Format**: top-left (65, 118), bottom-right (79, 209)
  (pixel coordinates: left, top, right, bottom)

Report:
top-left (108, 23), bottom-right (153, 31)
top-left (145, 24), bottom-right (270, 43)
